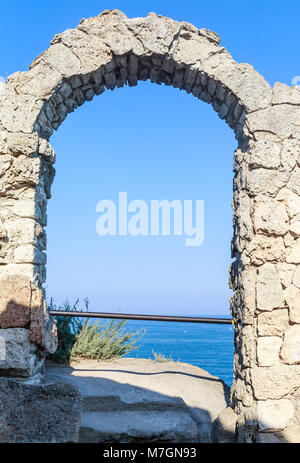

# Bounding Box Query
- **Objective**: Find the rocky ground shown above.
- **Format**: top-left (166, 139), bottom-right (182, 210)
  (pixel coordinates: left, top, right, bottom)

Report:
top-left (46, 357), bottom-right (233, 443)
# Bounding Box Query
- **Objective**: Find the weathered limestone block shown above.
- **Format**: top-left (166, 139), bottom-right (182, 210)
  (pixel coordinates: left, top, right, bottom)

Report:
top-left (6, 132), bottom-right (39, 157)
top-left (286, 239), bottom-right (300, 264)
top-left (272, 82), bottom-right (300, 105)
top-left (12, 198), bottom-right (39, 220)
top-left (251, 365), bottom-right (300, 400)
top-left (5, 218), bottom-right (35, 246)
top-left (248, 137), bottom-right (281, 169)
top-left (281, 139), bottom-right (300, 171)
top-left (0, 263), bottom-right (36, 282)
top-left (10, 64), bottom-right (62, 100)
top-left (284, 232), bottom-right (296, 248)
top-left (233, 191), bottom-right (253, 240)
top-left (10, 155), bottom-right (40, 187)
top-left (253, 197), bottom-right (289, 236)
top-left (0, 274), bottom-right (31, 328)
top-left (246, 168), bottom-right (290, 197)
top-left (280, 325), bottom-right (300, 365)
top-left (0, 275), bottom-right (57, 355)
top-left (128, 13), bottom-right (183, 57)
top-left (290, 215), bottom-right (300, 237)
top-left (30, 288), bottom-right (57, 353)
top-left (248, 235), bottom-right (285, 265)
top-left (246, 105), bottom-right (300, 139)
top-left (38, 138), bottom-right (56, 164)
top-left (276, 424), bottom-right (300, 443)
top-left (0, 377), bottom-right (81, 442)
top-left (287, 166), bottom-right (300, 197)
top-left (39, 158), bottom-right (55, 199)
top-left (212, 407), bottom-right (237, 443)
top-left (0, 328), bottom-right (44, 378)
top-left (240, 325), bottom-right (256, 368)
top-left (284, 284), bottom-right (300, 323)
top-left (257, 399), bottom-right (294, 432)
top-left (293, 389), bottom-right (300, 421)
top-left (256, 263), bottom-right (284, 312)
top-left (172, 27), bottom-right (220, 67)
top-left (0, 90), bottom-right (44, 134)
top-left (34, 42), bottom-right (81, 78)
top-left (257, 309), bottom-right (289, 337)
top-left (14, 244), bottom-right (46, 265)
top-left (230, 265), bottom-right (256, 325)
top-left (294, 267), bottom-right (300, 288)
top-left (240, 268), bottom-right (256, 324)
top-left (258, 426), bottom-right (300, 443)
top-left (202, 57), bottom-right (272, 113)
top-left (0, 219), bottom-right (6, 241)
top-left (276, 187), bottom-right (300, 218)
top-left (231, 377), bottom-right (253, 407)
top-left (3, 218), bottom-right (46, 256)
top-left (258, 432), bottom-right (284, 443)
top-left (235, 407), bottom-right (257, 443)
top-left (257, 336), bottom-right (282, 366)
top-left (76, 12), bottom-right (137, 58)
top-left (0, 154), bottom-right (12, 177)
top-left (277, 263), bottom-right (296, 288)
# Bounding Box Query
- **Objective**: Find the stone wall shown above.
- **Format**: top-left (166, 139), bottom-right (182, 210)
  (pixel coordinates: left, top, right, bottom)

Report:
top-left (0, 9), bottom-right (299, 442)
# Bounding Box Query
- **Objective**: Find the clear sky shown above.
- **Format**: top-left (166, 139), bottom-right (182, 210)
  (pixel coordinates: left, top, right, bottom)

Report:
top-left (0, 1), bottom-right (298, 315)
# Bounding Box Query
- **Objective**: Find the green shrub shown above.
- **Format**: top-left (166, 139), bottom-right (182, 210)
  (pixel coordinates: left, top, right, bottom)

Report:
top-left (151, 350), bottom-right (174, 363)
top-left (71, 318), bottom-right (145, 361)
top-left (47, 298), bottom-right (87, 363)
top-left (48, 298), bottom-right (145, 363)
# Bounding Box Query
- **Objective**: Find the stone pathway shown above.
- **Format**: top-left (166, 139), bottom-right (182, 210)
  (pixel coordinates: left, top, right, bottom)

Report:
top-left (46, 358), bottom-right (230, 443)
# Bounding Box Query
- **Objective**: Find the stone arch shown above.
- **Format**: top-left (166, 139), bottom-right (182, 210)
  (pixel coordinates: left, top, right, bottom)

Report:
top-left (0, 10), bottom-right (300, 442)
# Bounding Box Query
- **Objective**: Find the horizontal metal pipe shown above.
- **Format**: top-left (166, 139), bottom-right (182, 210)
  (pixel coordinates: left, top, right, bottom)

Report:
top-left (49, 310), bottom-right (232, 325)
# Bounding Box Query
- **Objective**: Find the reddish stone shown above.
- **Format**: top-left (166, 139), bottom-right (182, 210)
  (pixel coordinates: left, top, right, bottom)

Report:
top-left (0, 275), bottom-right (31, 328)
top-left (29, 288), bottom-right (45, 345)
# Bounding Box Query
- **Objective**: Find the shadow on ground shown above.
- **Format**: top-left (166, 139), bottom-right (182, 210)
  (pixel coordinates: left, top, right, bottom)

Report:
top-left (46, 358), bottom-right (233, 443)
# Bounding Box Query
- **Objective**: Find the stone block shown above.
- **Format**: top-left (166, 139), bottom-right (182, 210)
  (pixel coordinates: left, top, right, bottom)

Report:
top-left (0, 377), bottom-right (81, 442)
top-left (257, 336), bottom-right (282, 366)
top-left (294, 267), bottom-right (300, 288)
top-left (256, 263), bottom-right (284, 312)
top-left (0, 274), bottom-right (31, 328)
top-left (286, 240), bottom-right (300, 264)
top-left (277, 263), bottom-right (296, 288)
top-left (257, 309), bottom-right (289, 337)
top-left (251, 365), bottom-right (300, 400)
top-left (284, 284), bottom-right (300, 323)
top-left (0, 328), bottom-right (44, 378)
top-left (212, 407), bottom-right (237, 443)
top-left (257, 399), bottom-right (294, 432)
top-left (253, 197), bottom-right (289, 236)
top-left (280, 325), bottom-right (300, 365)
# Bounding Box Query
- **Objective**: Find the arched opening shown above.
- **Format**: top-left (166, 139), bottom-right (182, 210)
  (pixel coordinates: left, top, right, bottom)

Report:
top-left (1, 10), bottom-right (299, 442)
top-left (47, 80), bottom-right (236, 384)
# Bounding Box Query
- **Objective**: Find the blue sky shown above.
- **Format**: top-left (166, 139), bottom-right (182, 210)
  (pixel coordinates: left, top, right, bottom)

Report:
top-left (0, 1), bottom-right (298, 315)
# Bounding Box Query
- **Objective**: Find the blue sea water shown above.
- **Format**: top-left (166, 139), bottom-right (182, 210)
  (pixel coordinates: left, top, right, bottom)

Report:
top-left (123, 320), bottom-right (234, 386)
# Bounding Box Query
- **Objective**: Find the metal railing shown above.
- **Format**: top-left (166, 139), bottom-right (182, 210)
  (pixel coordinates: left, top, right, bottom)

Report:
top-left (49, 310), bottom-right (232, 325)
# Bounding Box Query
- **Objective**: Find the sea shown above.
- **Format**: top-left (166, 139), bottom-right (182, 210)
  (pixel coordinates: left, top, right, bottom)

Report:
top-left (122, 319), bottom-right (234, 386)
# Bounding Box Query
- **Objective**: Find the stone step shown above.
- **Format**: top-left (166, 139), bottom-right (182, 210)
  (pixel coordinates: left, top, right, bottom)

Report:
top-left (79, 409), bottom-right (199, 443)
top-left (82, 394), bottom-right (188, 412)
top-left (46, 358), bottom-right (230, 443)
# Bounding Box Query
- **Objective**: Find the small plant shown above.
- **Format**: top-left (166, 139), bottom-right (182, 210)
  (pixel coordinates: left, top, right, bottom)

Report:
top-left (48, 298), bottom-right (145, 363)
top-left (151, 349), bottom-right (174, 363)
top-left (71, 318), bottom-right (145, 361)
top-left (48, 298), bottom-right (87, 363)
